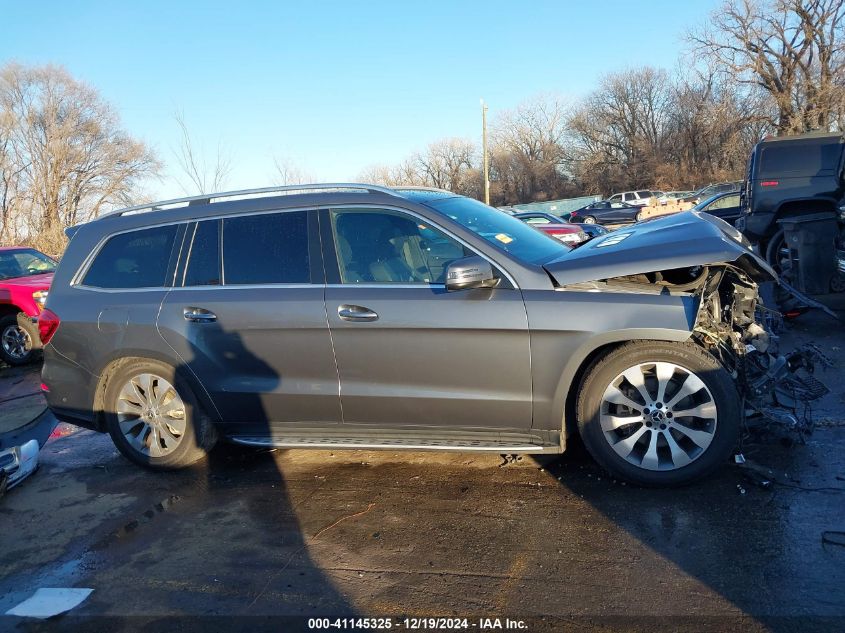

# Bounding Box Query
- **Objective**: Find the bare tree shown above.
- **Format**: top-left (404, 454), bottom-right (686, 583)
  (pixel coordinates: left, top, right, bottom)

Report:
top-left (358, 158), bottom-right (426, 187)
top-left (416, 138), bottom-right (476, 191)
top-left (271, 156), bottom-right (314, 186)
top-left (0, 63), bottom-right (160, 250)
top-left (491, 96), bottom-right (573, 203)
top-left (568, 68), bottom-right (672, 192)
top-left (690, 0), bottom-right (845, 133)
top-left (173, 110), bottom-right (232, 195)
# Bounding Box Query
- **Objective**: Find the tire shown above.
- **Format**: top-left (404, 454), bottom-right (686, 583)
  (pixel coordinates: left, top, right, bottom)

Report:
top-left (635, 211), bottom-right (644, 222)
top-left (582, 216), bottom-right (597, 224)
top-left (0, 313), bottom-right (40, 366)
top-left (765, 229), bottom-right (787, 273)
top-left (104, 358), bottom-right (217, 470)
top-left (576, 341), bottom-right (740, 487)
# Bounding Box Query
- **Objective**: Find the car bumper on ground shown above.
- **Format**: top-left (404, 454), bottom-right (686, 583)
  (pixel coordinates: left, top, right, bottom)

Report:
top-left (0, 408), bottom-right (59, 492)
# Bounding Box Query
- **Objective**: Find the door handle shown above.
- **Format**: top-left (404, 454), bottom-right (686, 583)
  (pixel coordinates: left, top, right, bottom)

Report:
top-left (337, 304), bottom-right (379, 322)
top-left (183, 307), bottom-right (217, 323)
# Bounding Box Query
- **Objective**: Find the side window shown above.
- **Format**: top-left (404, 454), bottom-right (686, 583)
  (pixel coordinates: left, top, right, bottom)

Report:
top-left (182, 220), bottom-right (221, 286)
top-left (525, 216), bottom-right (550, 224)
top-left (710, 194), bottom-right (740, 210)
top-left (83, 225), bottom-right (178, 289)
top-left (331, 209), bottom-right (472, 284)
top-left (222, 211), bottom-right (309, 285)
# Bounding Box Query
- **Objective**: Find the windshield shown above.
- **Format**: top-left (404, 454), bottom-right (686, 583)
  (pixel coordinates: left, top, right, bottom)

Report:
top-left (425, 196), bottom-right (570, 264)
top-left (693, 194), bottom-right (723, 211)
top-left (0, 248), bottom-right (57, 280)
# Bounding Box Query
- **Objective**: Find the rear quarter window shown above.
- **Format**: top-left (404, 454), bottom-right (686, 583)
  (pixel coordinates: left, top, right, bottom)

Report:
top-left (759, 141), bottom-right (842, 178)
top-left (82, 225), bottom-right (178, 289)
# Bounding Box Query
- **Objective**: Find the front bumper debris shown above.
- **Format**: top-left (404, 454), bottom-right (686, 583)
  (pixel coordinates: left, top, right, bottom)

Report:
top-left (0, 409), bottom-right (59, 495)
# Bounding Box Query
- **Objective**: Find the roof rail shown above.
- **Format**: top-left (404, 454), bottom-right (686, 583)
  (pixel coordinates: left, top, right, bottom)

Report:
top-left (391, 186), bottom-right (453, 193)
top-left (97, 183), bottom-right (402, 220)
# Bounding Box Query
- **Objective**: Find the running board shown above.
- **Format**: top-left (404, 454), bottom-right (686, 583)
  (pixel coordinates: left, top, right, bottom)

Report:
top-left (227, 431), bottom-right (562, 454)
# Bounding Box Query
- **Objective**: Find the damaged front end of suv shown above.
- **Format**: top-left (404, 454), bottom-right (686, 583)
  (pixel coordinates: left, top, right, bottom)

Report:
top-left (690, 263), bottom-right (830, 438)
top-left (546, 211), bottom-right (831, 440)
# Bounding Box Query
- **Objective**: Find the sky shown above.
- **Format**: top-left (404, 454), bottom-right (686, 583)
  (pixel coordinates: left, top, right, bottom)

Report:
top-left (1, 0), bottom-right (715, 199)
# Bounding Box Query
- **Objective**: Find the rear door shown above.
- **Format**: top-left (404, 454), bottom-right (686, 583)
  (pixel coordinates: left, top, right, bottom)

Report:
top-left (321, 206), bottom-right (532, 431)
top-left (157, 210), bottom-right (342, 429)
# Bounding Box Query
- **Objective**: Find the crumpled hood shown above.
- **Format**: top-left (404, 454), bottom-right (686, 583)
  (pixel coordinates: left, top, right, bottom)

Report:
top-left (542, 211), bottom-right (776, 285)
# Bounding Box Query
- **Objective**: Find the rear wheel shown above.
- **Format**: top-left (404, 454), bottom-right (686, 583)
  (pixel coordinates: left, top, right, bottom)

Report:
top-left (576, 342), bottom-right (739, 487)
top-left (765, 229), bottom-right (788, 274)
top-left (0, 313), bottom-right (39, 366)
top-left (635, 211), bottom-right (645, 222)
top-left (104, 359), bottom-right (217, 469)
top-left (582, 216), bottom-right (596, 224)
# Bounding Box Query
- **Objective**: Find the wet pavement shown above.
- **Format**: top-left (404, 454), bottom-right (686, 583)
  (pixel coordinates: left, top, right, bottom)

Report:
top-left (1, 313), bottom-right (844, 632)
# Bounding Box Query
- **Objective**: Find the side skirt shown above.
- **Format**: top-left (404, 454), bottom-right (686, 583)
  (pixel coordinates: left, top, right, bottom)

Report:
top-left (225, 427), bottom-right (563, 454)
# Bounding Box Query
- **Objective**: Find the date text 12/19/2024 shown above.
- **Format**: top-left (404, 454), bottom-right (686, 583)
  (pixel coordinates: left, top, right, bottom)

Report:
top-left (308, 618), bottom-right (528, 630)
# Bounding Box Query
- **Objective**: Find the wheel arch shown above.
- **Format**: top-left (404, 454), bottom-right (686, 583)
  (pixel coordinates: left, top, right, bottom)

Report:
top-left (92, 350), bottom-right (221, 433)
top-left (771, 197), bottom-right (837, 221)
top-left (0, 304), bottom-right (22, 319)
top-left (553, 329), bottom-right (692, 448)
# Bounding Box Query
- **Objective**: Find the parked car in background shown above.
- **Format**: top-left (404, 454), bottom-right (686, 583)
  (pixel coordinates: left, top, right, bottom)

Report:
top-left (513, 212), bottom-right (594, 243)
top-left (738, 132), bottom-right (844, 242)
top-left (693, 192), bottom-right (742, 225)
top-left (682, 182), bottom-right (742, 205)
top-left (737, 132), bottom-right (845, 280)
top-left (569, 200), bottom-right (643, 224)
top-left (513, 213), bottom-right (588, 245)
top-left (658, 191), bottom-right (694, 204)
top-left (0, 247), bottom-right (55, 365)
top-left (570, 222), bottom-right (608, 239)
top-left (607, 191), bottom-right (655, 207)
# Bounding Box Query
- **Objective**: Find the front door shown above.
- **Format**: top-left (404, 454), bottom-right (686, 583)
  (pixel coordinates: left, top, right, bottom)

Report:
top-left (157, 211), bottom-right (342, 429)
top-left (321, 207), bottom-right (532, 431)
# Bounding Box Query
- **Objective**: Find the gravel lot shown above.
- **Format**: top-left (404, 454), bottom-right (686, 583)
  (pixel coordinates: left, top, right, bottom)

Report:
top-left (1, 311), bottom-right (844, 632)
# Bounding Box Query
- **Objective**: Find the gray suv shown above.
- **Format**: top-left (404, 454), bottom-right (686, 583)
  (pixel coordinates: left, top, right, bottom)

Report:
top-left (40, 184), bottom-right (782, 486)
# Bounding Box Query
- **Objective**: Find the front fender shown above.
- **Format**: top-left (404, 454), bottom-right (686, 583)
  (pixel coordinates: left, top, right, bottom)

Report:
top-left (523, 289), bottom-right (697, 439)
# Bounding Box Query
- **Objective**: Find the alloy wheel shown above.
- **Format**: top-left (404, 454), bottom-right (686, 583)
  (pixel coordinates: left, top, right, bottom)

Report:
top-left (599, 361), bottom-right (718, 471)
top-left (1, 324), bottom-right (32, 361)
top-left (116, 373), bottom-right (187, 457)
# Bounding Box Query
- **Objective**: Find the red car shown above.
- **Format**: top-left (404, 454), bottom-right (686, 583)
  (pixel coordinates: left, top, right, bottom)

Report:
top-left (0, 247), bottom-right (56, 365)
top-left (515, 217), bottom-right (589, 246)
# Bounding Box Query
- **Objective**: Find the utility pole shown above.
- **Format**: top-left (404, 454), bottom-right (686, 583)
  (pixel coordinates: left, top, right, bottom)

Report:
top-left (481, 98), bottom-right (490, 206)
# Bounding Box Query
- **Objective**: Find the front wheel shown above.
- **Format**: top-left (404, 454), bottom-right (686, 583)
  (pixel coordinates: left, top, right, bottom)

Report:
top-left (0, 313), bottom-right (40, 366)
top-left (104, 359), bottom-right (217, 470)
top-left (635, 211), bottom-right (645, 222)
top-left (576, 342), bottom-right (739, 487)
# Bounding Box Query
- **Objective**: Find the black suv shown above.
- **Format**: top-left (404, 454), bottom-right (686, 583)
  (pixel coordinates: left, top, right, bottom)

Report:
top-left (738, 133), bottom-right (845, 244)
top-left (736, 132), bottom-right (845, 292)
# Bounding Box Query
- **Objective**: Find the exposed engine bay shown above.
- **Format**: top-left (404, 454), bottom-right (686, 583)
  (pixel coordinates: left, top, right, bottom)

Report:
top-left (692, 265), bottom-right (831, 439)
top-left (605, 264), bottom-right (832, 439)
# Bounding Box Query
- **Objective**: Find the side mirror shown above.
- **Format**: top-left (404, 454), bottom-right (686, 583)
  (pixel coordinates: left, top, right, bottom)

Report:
top-left (444, 256), bottom-right (499, 291)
